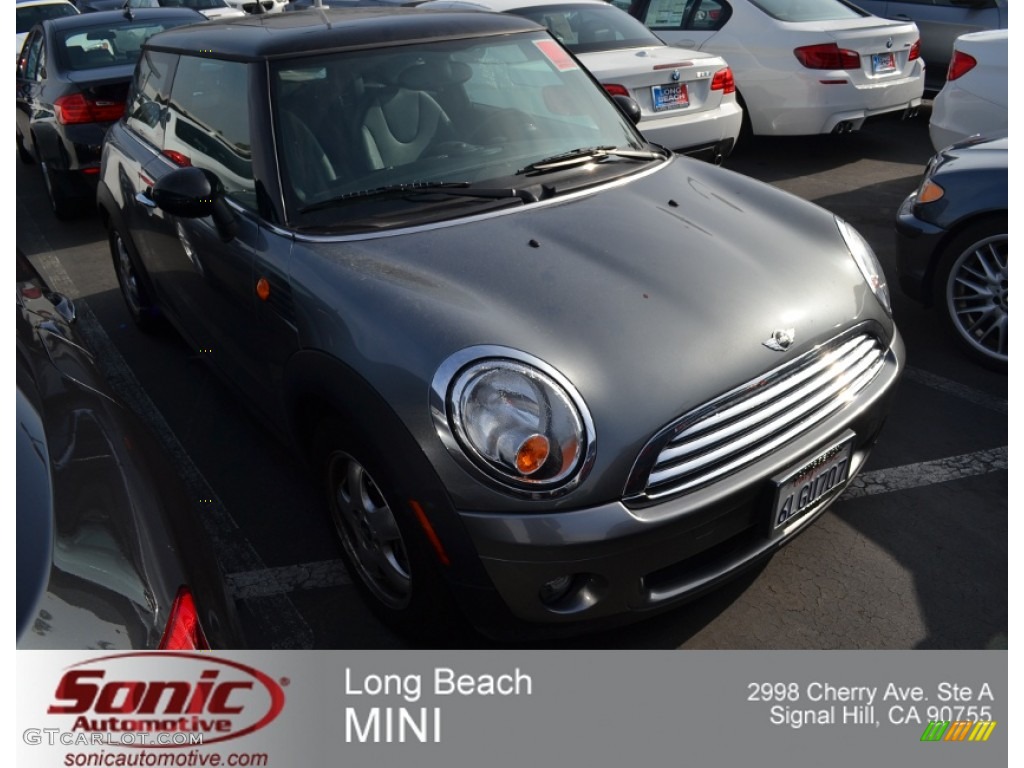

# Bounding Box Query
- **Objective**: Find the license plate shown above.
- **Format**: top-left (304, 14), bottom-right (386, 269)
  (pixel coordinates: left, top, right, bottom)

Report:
top-left (652, 83), bottom-right (689, 112)
top-left (872, 52), bottom-right (897, 73)
top-left (770, 433), bottom-right (854, 535)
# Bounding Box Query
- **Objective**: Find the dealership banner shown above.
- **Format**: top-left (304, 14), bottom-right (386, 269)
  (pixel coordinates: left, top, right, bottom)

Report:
top-left (17, 651), bottom-right (1007, 767)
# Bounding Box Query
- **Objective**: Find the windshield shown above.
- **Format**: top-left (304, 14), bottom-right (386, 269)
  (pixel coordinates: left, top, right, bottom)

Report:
top-left (16, 3), bottom-right (78, 34)
top-left (510, 4), bottom-right (665, 54)
top-left (272, 31), bottom-right (655, 231)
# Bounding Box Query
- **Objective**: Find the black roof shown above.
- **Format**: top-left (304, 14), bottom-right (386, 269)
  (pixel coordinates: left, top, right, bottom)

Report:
top-left (143, 8), bottom-right (543, 60)
top-left (44, 7), bottom-right (205, 32)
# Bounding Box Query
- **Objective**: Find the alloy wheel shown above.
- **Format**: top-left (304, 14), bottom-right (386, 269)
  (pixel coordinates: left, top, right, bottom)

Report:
top-left (327, 450), bottom-right (412, 609)
top-left (945, 233), bottom-right (1008, 365)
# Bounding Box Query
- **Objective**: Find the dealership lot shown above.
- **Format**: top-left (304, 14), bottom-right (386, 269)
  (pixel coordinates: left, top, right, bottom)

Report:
top-left (16, 103), bottom-right (1007, 650)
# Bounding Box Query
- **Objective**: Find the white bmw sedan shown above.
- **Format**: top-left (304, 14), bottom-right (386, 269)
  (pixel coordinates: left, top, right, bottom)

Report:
top-left (929, 30), bottom-right (1007, 152)
top-left (628, 0), bottom-right (925, 136)
top-left (419, 0), bottom-right (743, 161)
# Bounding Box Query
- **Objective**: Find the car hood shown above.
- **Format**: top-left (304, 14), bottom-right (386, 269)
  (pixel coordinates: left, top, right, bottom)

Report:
top-left (291, 157), bottom-right (893, 506)
top-left (934, 134), bottom-right (1008, 173)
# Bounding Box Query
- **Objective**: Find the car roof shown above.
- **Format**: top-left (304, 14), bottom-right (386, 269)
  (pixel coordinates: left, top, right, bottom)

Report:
top-left (144, 8), bottom-right (543, 60)
top-left (42, 7), bottom-right (206, 32)
top-left (424, 0), bottom-right (607, 11)
top-left (16, 0), bottom-right (76, 6)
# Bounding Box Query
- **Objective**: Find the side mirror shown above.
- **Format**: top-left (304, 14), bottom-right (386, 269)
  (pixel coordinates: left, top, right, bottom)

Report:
top-left (612, 95), bottom-right (642, 125)
top-left (152, 167), bottom-right (237, 242)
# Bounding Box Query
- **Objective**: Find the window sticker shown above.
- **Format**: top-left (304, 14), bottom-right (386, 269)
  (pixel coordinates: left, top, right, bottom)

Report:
top-left (533, 39), bottom-right (579, 71)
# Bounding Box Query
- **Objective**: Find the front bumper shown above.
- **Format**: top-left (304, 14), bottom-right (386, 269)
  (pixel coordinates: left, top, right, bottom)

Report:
top-left (456, 330), bottom-right (905, 629)
top-left (895, 191), bottom-right (945, 304)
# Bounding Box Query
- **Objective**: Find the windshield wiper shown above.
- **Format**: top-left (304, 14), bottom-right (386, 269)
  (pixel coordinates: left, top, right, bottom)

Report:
top-left (517, 146), bottom-right (664, 175)
top-left (299, 181), bottom-right (538, 213)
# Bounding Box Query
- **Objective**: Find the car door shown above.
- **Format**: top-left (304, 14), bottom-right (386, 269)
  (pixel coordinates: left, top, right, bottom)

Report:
top-left (16, 28), bottom-right (46, 153)
top-left (137, 55), bottom-right (282, 410)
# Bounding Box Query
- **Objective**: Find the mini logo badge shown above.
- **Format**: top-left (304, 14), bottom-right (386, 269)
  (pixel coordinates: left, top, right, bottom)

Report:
top-left (886, 37), bottom-right (893, 49)
top-left (671, 70), bottom-right (681, 81)
top-left (763, 328), bottom-right (796, 352)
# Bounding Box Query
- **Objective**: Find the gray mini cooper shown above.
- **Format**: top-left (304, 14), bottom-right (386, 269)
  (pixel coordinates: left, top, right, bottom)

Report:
top-left (98, 8), bottom-right (904, 639)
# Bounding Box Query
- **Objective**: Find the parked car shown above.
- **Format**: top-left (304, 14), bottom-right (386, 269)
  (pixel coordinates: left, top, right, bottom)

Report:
top-left (16, 250), bottom-right (243, 648)
top-left (119, 0), bottom-right (248, 19)
top-left (16, 0), bottom-right (79, 58)
top-left (626, 0), bottom-right (925, 136)
top-left (852, 0), bottom-right (1007, 93)
top-left (286, 0), bottom-right (412, 8)
top-left (99, 8), bottom-right (903, 639)
top-left (223, 0), bottom-right (288, 12)
top-left (895, 134), bottom-right (1006, 371)
top-left (77, 0), bottom-right (269, 10)
top-left (418, 0), bottom-right (742, 161)
top-left (928, 29), bottom-right (1006, 151)
top-left (15, 7), bottom-right (205, 218)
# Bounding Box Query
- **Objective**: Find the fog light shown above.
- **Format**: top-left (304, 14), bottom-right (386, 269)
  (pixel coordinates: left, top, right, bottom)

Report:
top-left (539, 575), bottom-right (574, 606)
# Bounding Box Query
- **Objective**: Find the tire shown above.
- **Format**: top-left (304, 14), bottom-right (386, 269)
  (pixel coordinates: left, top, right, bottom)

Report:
top-left (109, 225), bottom-right (160, 331)
top-left (315, 421), bottom-right (460, 638)
top-left (933, 216), bottom-right (1008, 372)
top-left (40, 158), bottom-right (75, 220)
top-left (16, 132), bottom-right (33, 164)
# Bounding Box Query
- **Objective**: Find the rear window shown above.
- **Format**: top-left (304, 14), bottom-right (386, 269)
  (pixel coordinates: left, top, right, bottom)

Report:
top-left (511, 4), bottom-right (664, 54)
top-left (59, 19), bottom-right (194, 71)
top-left (16, 3), bottom-right (78, 33)
top-left (747, 0), bottom-right (866, 23)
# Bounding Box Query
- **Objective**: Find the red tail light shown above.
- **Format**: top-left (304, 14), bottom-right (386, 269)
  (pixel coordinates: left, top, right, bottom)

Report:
top-left (53, 93), bottom-right (125, 126)
top-left (947, 50), bottom-right (977, 81)
top-left (794, 43), bottom-right (860, 70)
top-left (158, 587), bottom-right (210, 650)
top-left (710, 67), bottom-right (735, 94)
top-left (908, 39), bottom-right (920, 61)
top-left (602, 83), bottom-right (630, 98)
top-left (162, 150), bottom-right (192, 167)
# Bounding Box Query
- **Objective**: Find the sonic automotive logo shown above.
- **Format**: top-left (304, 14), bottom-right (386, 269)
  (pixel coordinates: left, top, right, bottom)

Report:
top-left (45, 653), bottom-right (285, 748)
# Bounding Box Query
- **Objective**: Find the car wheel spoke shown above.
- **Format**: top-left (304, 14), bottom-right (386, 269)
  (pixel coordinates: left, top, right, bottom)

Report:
top-left (329, 451), bottom-right (411, 607)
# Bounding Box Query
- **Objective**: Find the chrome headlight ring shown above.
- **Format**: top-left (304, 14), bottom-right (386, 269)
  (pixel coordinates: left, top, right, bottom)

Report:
top-left (430, 346), bottom-right (596, 499)
top-left (836, 216), bottom-right (892, 317)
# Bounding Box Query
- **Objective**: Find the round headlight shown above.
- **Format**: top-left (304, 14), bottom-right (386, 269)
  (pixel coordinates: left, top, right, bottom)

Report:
top-left (836, 216), bottom-right (892, 316)
top-left (431, 348), bottom-right (595, 497)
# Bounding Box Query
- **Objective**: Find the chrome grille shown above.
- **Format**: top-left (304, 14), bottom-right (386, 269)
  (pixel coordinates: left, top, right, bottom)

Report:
top-left (637, 332), bottom-right (886, 501)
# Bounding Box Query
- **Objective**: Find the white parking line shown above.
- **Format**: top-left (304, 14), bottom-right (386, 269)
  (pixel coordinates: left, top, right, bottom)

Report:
top-left (23, 235), bottom-right (315, 649)
top-left (843, 446), bottom-right (1007, 498)
top-left (227, 560), bottom-right (352, 599)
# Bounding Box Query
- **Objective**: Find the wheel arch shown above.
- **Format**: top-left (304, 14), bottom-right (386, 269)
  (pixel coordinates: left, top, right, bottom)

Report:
top-left (283, 349), bottom-right (501, 620)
